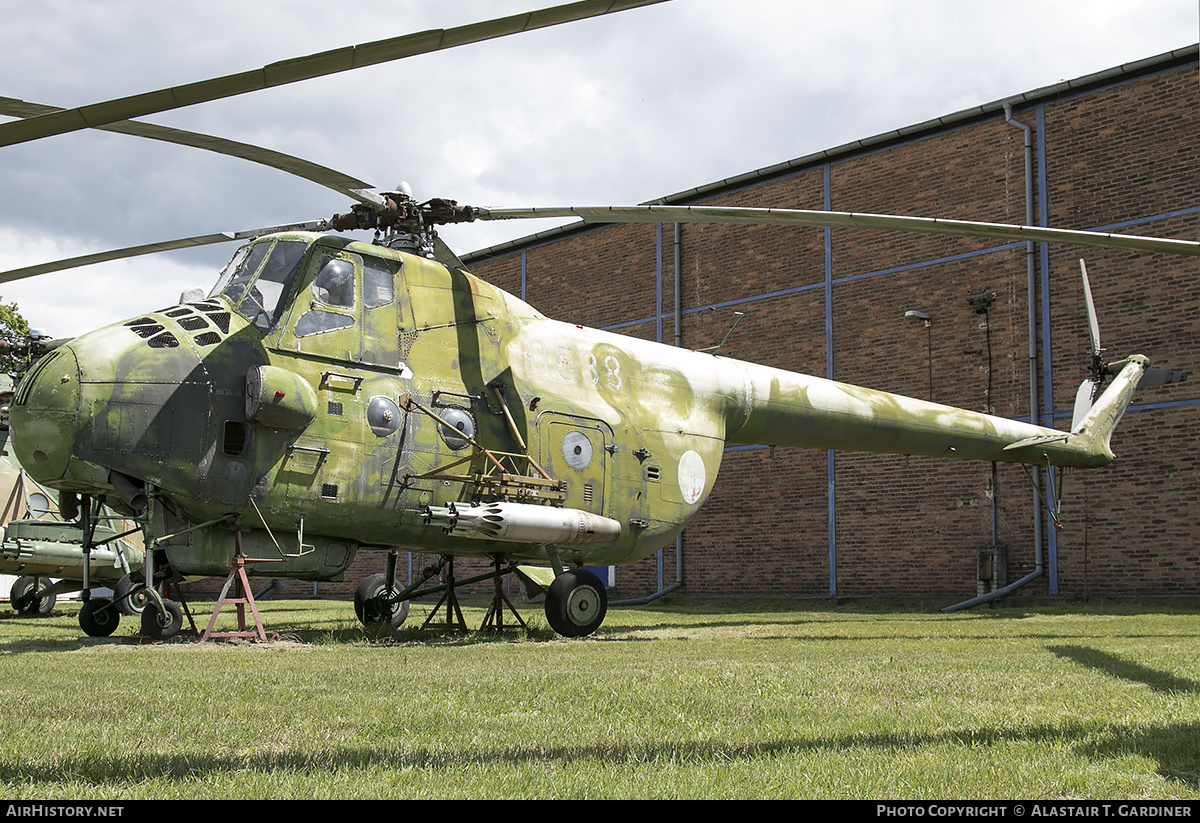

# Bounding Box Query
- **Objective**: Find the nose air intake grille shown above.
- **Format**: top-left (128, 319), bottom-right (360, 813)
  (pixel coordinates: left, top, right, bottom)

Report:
top-left (147, 332), bottom-right (179, 348)
top-left (14, 349), bottom-right (62, 405)
top-left (126, 304), bottom-right (231, 350)
top-left (126, 319), bottom-right (163, 338)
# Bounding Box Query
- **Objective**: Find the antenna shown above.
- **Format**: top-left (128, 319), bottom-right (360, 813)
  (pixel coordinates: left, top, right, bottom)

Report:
top-left (695, 312), bottom-right (745, 355)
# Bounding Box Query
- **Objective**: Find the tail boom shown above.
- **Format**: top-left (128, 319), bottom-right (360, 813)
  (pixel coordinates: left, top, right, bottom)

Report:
top-left (720, 355), bottom-right (1150, 469)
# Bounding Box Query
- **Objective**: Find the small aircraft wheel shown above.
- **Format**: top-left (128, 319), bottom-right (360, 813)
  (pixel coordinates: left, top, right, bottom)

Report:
top-left (141, 599), bottom-right (183, 641)
top-left (10, 575), bottom-right (55, 616)
top-left (79, 598), bottom-right (120, 637)
top-left (113, 573), bottom-right (150, 616)
top-left (544, 569), bottom-right (607, 638)
top-left (354, 573), bottom-right (410, 631)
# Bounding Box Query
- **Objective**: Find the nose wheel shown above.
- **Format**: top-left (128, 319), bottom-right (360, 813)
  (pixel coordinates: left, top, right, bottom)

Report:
top-left (114, 573), bottom-right (150, 615)
top-left (544, 569), bottom-right (607, 638)
top-left (79, 597), bottom-right (120, 637)
top-left (141, 599), bottom-right (184, 641)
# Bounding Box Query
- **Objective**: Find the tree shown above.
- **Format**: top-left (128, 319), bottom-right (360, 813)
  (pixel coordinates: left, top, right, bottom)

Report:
top-left (0, 299), bottom-right (31, 381)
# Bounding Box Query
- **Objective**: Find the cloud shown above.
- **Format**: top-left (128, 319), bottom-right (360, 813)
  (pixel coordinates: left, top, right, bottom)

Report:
top-left (0, 0), bottom-right (1194, 333)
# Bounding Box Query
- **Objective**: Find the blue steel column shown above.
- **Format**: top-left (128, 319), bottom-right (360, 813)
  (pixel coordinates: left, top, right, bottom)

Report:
top-left (1036, 103), bottom-right (1059, 594)
top-left (824, 163), bottom-right (837, 597)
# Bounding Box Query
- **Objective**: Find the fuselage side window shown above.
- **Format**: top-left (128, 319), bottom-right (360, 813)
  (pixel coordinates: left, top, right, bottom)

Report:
top-left (294, 253), bottom-right (359, 338)
top-left (362, 256), bottom-right (397, 309)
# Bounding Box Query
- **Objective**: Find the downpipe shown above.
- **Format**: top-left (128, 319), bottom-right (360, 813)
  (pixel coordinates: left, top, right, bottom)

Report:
top-left (943, 567), bottom-right (1042, 613)
top-left (946, 104), bottom-right (1045, 613)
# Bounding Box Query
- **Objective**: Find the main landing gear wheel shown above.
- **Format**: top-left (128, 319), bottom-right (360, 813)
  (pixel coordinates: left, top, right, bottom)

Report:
top-left (141, 599), bottom-right (183, 641)
top-left (545, 569), bottom-right (607, 638)
top-left (113, 573), bottom-right (150, 616)
top-left (10, 576), bottom-right (55, 615)
top-left (79, 598), bottom-right (120, 637)
top-left (354, 573), bottom-right (410, 632)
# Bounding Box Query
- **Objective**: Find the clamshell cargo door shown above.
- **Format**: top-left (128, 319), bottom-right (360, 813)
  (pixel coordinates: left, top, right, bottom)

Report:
top-left (537, 414), bottom-right (611, 516)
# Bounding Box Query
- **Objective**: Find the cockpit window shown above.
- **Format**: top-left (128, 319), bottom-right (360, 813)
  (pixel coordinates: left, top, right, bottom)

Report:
top-left (248, 241), bottom-right (307, 329)
top-left (214, 240), bottom-right (307, 332)
top-left (213, 243), bottom-right (266, 303)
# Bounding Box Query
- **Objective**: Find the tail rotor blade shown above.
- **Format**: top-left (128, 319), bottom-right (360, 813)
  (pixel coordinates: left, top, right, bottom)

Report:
top-left (1071, 379), bottom-right (1099, 432)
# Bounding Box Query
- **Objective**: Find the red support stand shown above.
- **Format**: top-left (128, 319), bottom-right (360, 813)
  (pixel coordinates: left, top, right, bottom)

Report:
top-left (199, 529), bottom-right (273, 642)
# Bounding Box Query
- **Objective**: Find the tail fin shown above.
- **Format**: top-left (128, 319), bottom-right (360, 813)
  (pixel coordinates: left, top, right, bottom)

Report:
top-left (1065, 260), bottom-right (1187, 460)
top-left (1068, 354), bottom-right (1149, 461)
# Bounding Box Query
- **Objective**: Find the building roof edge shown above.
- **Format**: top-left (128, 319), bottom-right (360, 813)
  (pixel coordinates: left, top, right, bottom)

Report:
top-left (462, 44), bottom-right (1198, 264)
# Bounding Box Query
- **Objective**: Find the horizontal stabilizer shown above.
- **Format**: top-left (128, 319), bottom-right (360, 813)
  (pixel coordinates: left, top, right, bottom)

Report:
top-left (1138, 367), bottom-right (1190, 388)
top-left (1003, 433), bottom-right (1070, 452)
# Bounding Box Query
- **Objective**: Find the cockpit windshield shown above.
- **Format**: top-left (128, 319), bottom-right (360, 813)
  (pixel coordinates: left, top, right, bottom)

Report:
top-left (211, 239), bottom-right (308, 332)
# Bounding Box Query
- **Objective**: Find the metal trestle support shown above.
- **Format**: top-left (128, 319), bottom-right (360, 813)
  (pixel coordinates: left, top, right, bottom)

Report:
top-left (421, 556), bottom-right (469, 633)
top-left (480, 560), bottom-right (526, 632)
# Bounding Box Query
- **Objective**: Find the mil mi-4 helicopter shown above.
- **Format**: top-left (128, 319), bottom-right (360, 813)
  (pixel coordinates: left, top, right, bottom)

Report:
top-left (0, 0), bottom-right (1194, 641)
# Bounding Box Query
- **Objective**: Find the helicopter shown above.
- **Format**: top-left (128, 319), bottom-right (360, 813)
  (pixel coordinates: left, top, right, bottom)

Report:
top-left (0, 0), bottom-right (1195, 641)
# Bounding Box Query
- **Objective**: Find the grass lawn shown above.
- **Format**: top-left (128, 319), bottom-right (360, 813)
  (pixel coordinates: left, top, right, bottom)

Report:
top-left (0, 596), bottom-right (1197, 799)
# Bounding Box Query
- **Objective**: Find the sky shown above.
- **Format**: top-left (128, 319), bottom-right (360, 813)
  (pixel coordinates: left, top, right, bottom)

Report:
top-left (0, 0), bottom-right (1195, 337)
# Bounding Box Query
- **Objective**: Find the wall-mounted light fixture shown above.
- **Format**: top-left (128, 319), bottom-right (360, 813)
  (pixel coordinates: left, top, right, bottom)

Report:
top-left (905, 310), bottom-right (933, 401)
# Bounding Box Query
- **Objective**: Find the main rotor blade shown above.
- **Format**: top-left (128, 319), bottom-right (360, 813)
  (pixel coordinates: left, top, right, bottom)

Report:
top-left (475, 205), bottom-right (1200, 257)
top-left (0, 220), bottom-right (328, 284)
top-left (0, 96), bottom-right (386, 208)
top-left (0, 0), bottom-right (667, 149)
top-left (1079, 259), bottom-right (1102, 356)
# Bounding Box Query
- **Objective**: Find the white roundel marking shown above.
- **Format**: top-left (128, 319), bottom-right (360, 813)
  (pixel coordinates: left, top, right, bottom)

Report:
top-left (678, 450), bottom-right (706, 505)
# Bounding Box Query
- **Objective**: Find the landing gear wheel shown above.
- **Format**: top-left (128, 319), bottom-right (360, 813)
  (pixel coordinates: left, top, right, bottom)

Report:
top-left (140, 599), bottom-right (183, 641)
top-left (79, 598), bottom-right (120, 637)
top-left (113, 573), bottom-right (150, 616)
top-left (10, 576), bottom-right (55, 615)
top-left (545, 569), bottom-right (607, 638)
top-left (354, 573), bottom-right (410, 631)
